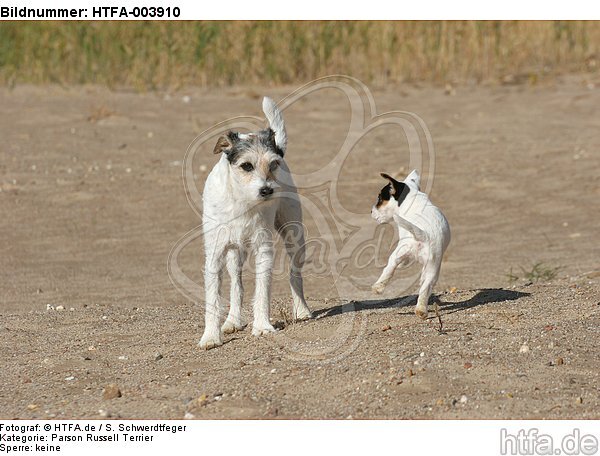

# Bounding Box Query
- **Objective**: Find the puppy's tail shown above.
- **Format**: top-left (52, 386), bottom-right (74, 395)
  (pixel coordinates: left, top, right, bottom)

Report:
top-left (405, 169), bottom-right (421, 189)
top-left (395, 215), bottom-right (428, 243)
top-left (262, 97), bottom-right (287, 154)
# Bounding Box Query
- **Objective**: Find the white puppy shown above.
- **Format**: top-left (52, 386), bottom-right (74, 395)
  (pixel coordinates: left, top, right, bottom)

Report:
top-left (199, 97), bottom-right (313, 350)
top-left (371, 171), bottom-right (451, 319)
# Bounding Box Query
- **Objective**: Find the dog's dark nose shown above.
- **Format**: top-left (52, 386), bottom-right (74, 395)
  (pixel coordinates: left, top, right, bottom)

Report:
top-left (259, 186), bottom-right (273, 198)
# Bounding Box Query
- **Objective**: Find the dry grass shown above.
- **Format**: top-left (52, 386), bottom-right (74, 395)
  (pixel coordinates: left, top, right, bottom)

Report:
top-left (0, 21), bottom-right (598, 89)
top-left (86, 104), bottom-right (115, 123)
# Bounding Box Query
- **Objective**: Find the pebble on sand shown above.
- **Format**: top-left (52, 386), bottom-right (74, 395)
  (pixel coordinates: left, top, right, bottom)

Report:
top-left (459, 395), bottom-right (468, 404)
top-left (184, 412), bottom-right (195, 419)
top-left (154, 353), bottom-right (164, 361)
top-left (55, 305), bottom-right (65, 311)
top-left (381, 325), bottom-right (392, 332)
top-left (102, 384), bottom-right (122, 400)
top-left (195, 394), bottom-right (208, 407)
top-left (444, 84), bottom-right (456, 96)
top-left (46, 304), bottom-right (55, 311)
top-left (555, 357), bottom-right (564, 365)
top-left (519, 343), bottom-right (530, 354)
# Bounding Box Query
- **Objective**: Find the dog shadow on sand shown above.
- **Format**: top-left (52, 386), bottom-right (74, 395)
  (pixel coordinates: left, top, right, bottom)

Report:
top-left (312, 288), bottom-right (531, 320)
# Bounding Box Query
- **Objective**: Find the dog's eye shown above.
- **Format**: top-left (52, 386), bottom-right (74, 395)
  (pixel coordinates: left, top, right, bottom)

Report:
top-left (269, 161), bottom-right (280, 172)
top-left (240, 162), bottom-right (254, 172)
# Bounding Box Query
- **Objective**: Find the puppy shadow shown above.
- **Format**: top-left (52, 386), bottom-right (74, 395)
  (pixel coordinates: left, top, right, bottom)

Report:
top-left (436, 288), bottom-right (530, 315)
top-left (313, 288), bottom-right (531, 319)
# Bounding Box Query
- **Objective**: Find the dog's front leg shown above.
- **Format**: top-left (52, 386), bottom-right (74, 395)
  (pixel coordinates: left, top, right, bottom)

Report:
top-left (372, 243), bottom-right (411, 294)
top-left (252, 243), bottom-right (276, 336)
top-left (222, 248), bottom-right (246, 334)
top-left (199, 244), bottom-right (226, 350)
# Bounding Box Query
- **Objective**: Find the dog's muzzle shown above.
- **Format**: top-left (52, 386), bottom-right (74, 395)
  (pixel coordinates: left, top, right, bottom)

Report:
top-left (259, 186), bottom-right (274, 198)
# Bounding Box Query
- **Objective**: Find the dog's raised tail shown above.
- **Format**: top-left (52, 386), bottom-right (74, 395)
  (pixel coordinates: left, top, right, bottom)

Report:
top-left (262, 97), bottom-right (287, 154)
top-left (405, 169), bottom-right (421, 189)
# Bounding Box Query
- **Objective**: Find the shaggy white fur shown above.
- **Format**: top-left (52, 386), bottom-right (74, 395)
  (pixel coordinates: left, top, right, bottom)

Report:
top-left (199, 97), bottom-right (312, 350)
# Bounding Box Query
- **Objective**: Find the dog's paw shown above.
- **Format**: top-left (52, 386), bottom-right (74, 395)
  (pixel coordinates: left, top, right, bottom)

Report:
top-left (293, 307), bottom-right (313, 322)
top-left (252, 323), bottom-right (277, 337)
top-left (372, 282), bottom-right (386, 294)
top-left (222, 320), bottom-right (246, 334)
top-left (414, 306), bottom-right (428, 320)
top-left (198, 333), bottom-right (223, 350)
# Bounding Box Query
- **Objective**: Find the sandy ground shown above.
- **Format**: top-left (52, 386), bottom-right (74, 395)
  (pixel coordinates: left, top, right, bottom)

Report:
top-left (0, 76), bottom-right (599, 419)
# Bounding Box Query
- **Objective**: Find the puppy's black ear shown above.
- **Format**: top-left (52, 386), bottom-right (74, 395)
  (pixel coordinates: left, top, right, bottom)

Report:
top-left (380, 172), bottom-right (399, 184)
top-left (213, 131), bottom-right (238, 155)
top-left (380, 172), bottom-right (409, 203)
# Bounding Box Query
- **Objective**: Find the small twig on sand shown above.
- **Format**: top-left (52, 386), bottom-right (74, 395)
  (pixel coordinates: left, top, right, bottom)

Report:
top-left (433, 296), bottom-right (444, 333)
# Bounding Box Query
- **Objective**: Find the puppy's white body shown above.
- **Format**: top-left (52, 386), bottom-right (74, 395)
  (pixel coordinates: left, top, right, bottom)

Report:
top-left (371, 171), bottom-right (450, 318)
top-left (199, 98), bottom-right (312, 350)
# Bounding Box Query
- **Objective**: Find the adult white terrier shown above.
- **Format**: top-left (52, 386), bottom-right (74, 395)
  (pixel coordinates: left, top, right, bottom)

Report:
top-left (199, 97), bottom-right (312, 350)
top-left (371, 171), bottom-right (451, 319)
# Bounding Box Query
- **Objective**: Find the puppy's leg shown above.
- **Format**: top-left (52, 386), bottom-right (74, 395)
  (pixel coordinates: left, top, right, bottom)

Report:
top-left (278, 221), bottom-right (312, 321)
top-left (252, 243), bottom-right (277, 336)
top-left (222, 249), bottom-right (246, 334)
top-left (415, 259), bottom-right (441, 319)
top-left (199, 243), bottom-right (226, 350)
top-left (372, 242), bottom-right (412, 294)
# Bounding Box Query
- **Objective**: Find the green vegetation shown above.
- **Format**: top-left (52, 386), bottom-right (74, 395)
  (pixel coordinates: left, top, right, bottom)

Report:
top-left (507, 262), bottom-right (563, 284)
top-left (0, 21), bottom-right (598, 89)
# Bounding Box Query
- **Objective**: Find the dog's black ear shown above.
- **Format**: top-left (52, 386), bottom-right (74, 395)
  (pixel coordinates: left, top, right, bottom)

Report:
top-left (213, 131), bottom-right (238, 155)
top-left (380, 173), bottom-right (409, 204)
top-left (380, 172), bottom-right (399, 184)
